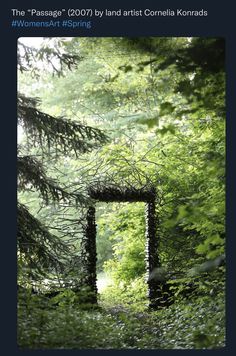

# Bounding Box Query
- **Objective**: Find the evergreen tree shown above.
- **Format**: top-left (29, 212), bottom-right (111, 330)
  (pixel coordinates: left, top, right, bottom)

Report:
top-left (17, 39), bottom-right (108, 285)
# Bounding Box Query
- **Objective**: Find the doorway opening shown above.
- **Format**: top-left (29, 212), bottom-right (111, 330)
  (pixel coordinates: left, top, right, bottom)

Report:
top-left (95, 201), bottom-right (146, 297)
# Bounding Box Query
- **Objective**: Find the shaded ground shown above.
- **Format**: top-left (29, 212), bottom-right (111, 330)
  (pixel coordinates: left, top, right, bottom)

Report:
top-left (18, 290), bottom-right (225, 350)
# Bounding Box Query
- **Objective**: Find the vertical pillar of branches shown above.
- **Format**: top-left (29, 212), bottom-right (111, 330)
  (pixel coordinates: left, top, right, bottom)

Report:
top-left (145, 200), bottom-right (162, 308)
top-left (83, 206), bottom-right (97, 304)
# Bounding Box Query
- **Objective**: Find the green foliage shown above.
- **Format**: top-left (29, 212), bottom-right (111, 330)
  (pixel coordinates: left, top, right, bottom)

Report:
top-left (18, 37), bottom-right (225, 349)
top-left (101, 276), bottom-right (148, 312)
top-left (18, 94), bottom-right (108, 157)
top-left (17, 203), bottom-right (70, 277)
top-left (18, 38), bottom-right (81, 76)
top-left (156, 291), bottom-right (225, 349)
top-left (99, 203), bottom-right (146, 282)
top-left (18, 275), bottom-right (225, 349)
top-left (18, 155), bottom-right (81, 204)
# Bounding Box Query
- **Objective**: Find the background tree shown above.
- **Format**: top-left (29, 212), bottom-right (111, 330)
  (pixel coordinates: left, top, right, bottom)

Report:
top-left (34, 37), bottom-right (225, 279)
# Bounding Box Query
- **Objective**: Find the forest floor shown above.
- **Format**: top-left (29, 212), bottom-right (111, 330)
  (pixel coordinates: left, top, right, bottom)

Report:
top-left (18, 290), bottom-right (225, 350)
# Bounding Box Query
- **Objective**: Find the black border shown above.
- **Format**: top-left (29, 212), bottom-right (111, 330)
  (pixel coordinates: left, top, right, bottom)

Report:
top-left (1, 0), bottom-right (235, 355)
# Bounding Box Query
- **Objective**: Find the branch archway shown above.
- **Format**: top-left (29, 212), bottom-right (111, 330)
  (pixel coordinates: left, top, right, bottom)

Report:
top-left (82, 184), bottom-right (165, 308)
